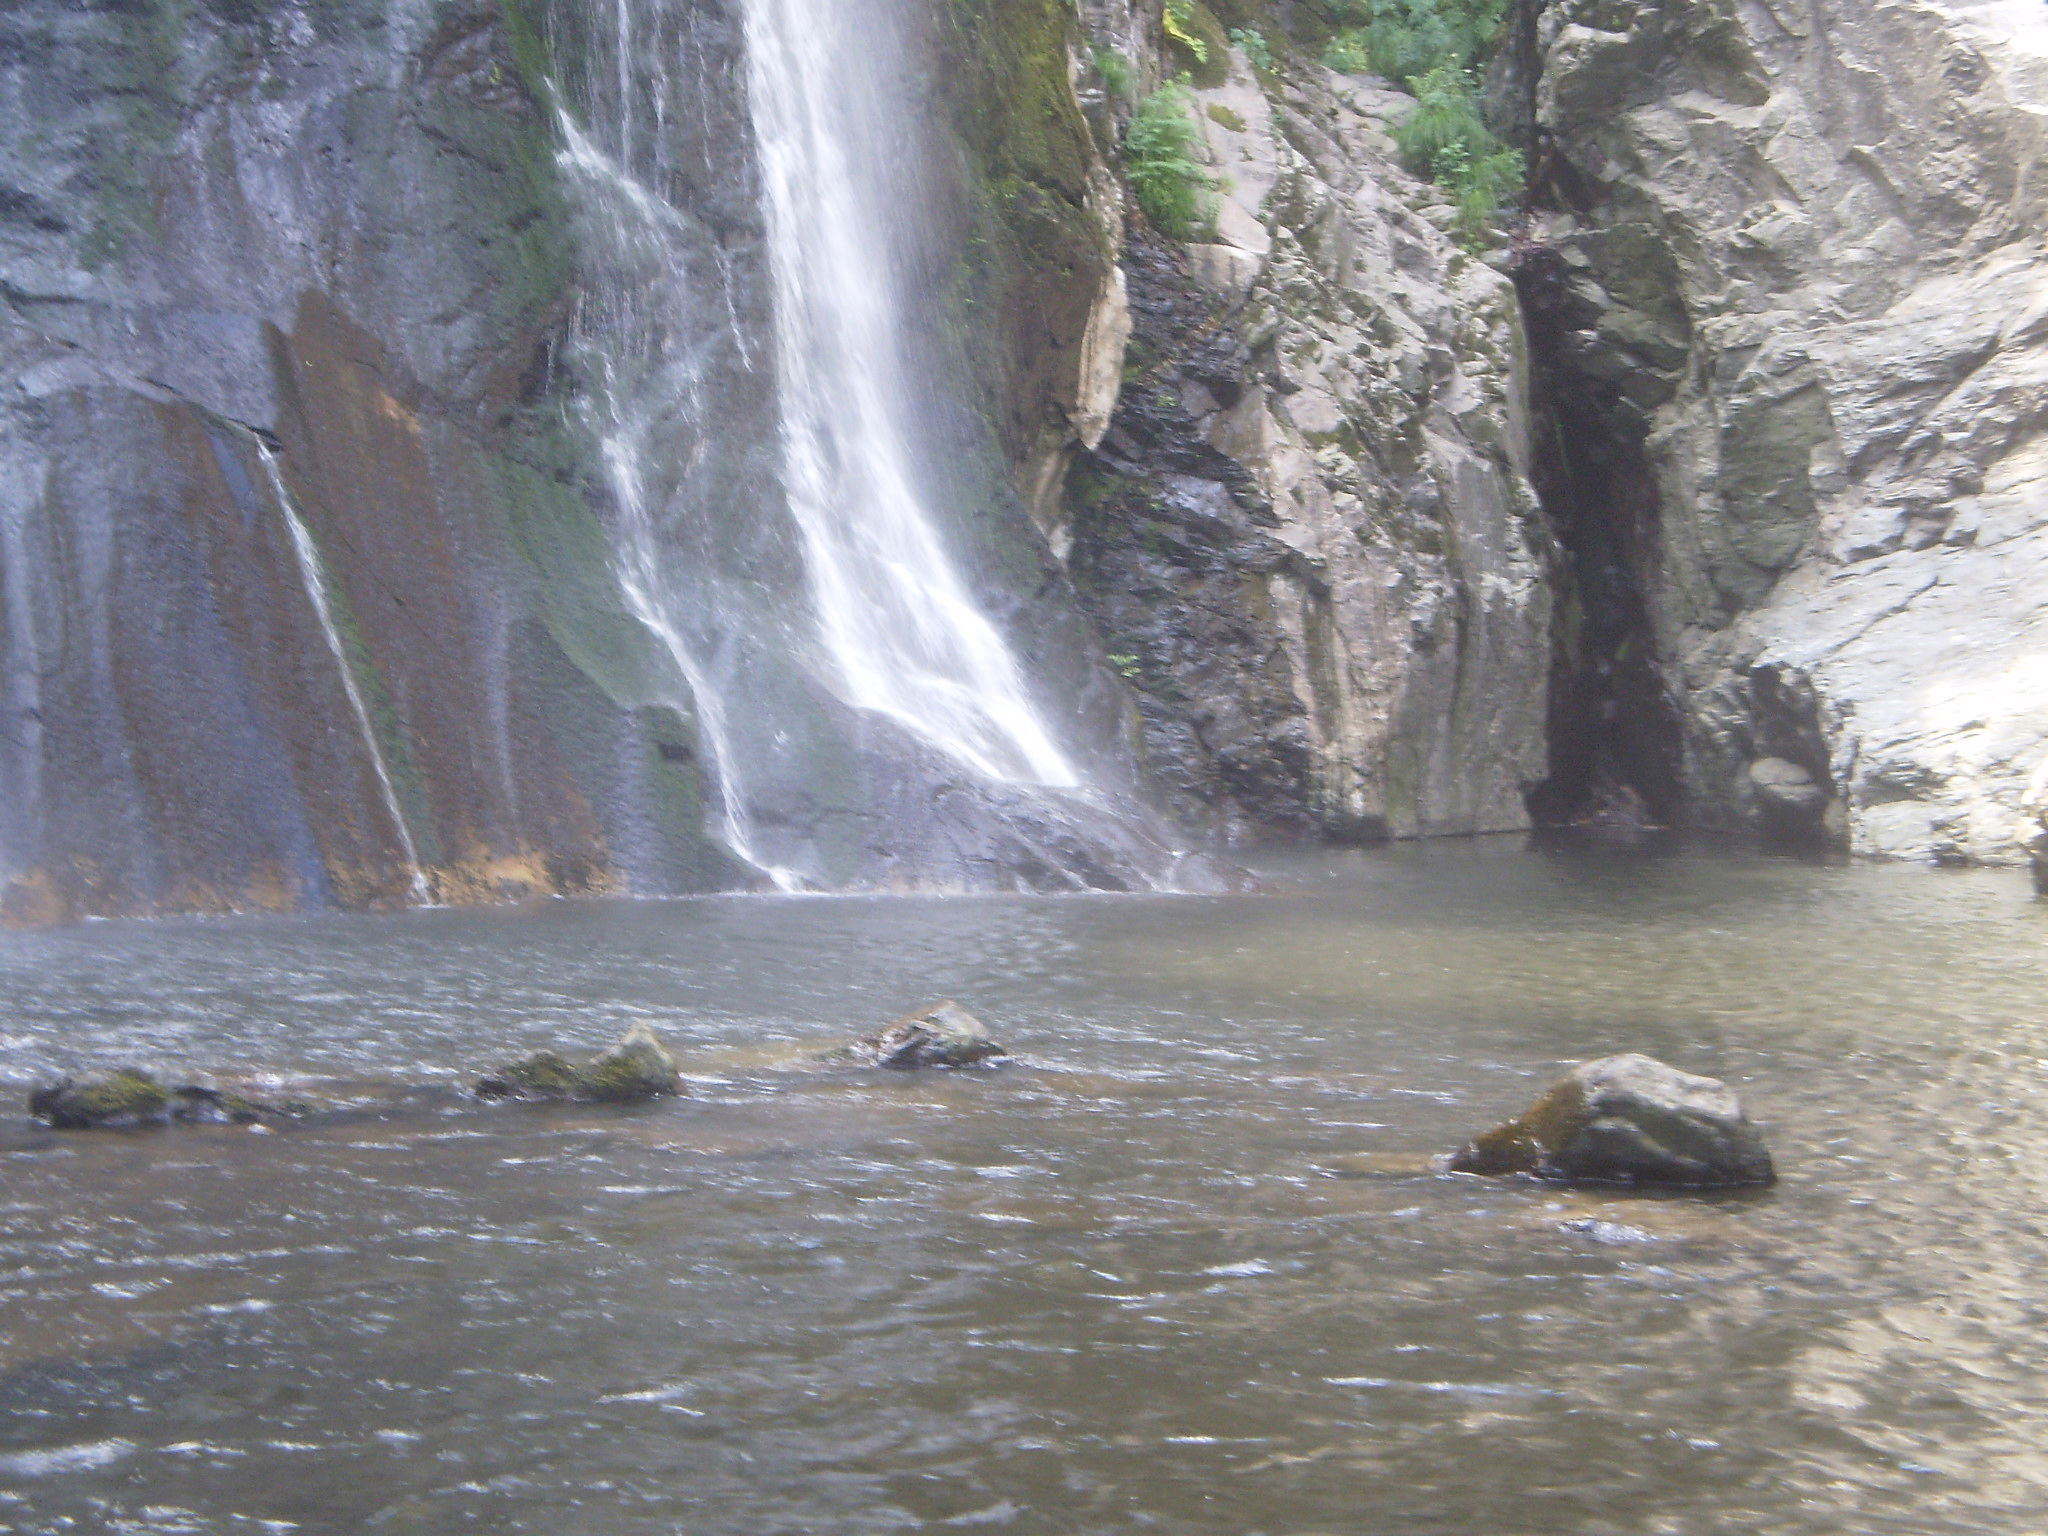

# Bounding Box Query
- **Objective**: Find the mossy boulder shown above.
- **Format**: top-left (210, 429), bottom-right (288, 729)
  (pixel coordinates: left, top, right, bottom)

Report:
top-left (1449, 1054), bottom-right (1775, 1188)
top-left (476, 1023), bottom-right (683, 1103)
top-left (30, 1069), bottom-right (173, 1129)
top-left (579, 1023), bottom-right (684, 1102)
top-left (30, 1071), bottom-right (309, 1129)
top-left (845, 1001), bottom-right (1006, 1070)
top-left (477, 1049), bottom-right (583, 1101)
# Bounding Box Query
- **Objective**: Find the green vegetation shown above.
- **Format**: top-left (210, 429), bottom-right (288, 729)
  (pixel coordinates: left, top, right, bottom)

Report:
top-left (1164, 0), bottom-right (1209, 63)
top-left (1392, 62), bottom-right (1524, 243)
top-left (1124, 83), bottom-right (1217, 239)
top-left (1093, 45), bottom-right (1135, 100)
top-left (1229, 25), bottom-right (1274, 73)
top-left (1163, 0), bottom-right (1232, 86)
top-left (1320, 0), bottom-right (1506, 84)
top-left (75, 1069), bottom-right (171, 1121)
top-left (1319, 0), bottom-right (1522, 244)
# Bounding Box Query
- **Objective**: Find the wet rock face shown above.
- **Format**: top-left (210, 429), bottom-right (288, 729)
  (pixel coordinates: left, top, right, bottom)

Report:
top-left (1451, 1053), bottom-right (1775, 1188)
top-left (1513, 0), bottom-right (2048, 866)
top-left (1063, 47), bottom-right (1551, 843)
top-left (0, 0), bottom-right (760, 923)
top-left (0, 0), bottom-right (1210, 910)
top-left (477, 1023), bottom-right (683, 1103)
top-left (846, 1001), bottom-right (1006, 1069)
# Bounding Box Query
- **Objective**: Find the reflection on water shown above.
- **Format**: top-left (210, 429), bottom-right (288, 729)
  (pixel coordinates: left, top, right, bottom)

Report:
top-left (3, 841), bottom-right (2047, 1533)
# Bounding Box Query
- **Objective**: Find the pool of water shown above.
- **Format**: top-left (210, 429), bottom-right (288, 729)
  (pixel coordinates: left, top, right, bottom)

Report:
top-left (4, 840), bottom-right (2047, 1534)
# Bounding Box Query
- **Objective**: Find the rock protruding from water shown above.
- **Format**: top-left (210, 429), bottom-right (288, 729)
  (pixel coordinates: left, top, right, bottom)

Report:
top-left (30, 1071), bottom-right (300, 1129)
top-left (1448, 1054), bottom-right (1775, 1188)
top-left (846, 1001), bottom-right (1005, 1069)
top-left (476, 1023), bottom-right (683, 1104)
top-left (30, 1069), bottom-right (171, 1129)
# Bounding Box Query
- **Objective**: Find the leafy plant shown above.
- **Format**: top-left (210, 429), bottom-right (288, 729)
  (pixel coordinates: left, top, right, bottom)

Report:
top-left (1321, 0), bottom-right (1507, 85)
top-left (1391, 62), bottom-right (1524, 243)
top-left (1322, 30), bottom-right (1373, 73)
top-left (1230, 25), bottom-right (1274, 72)
top-left (1094, 44), bottom-right (1135, 100)
top-left (1124, 82), bottom-right (1217, 239)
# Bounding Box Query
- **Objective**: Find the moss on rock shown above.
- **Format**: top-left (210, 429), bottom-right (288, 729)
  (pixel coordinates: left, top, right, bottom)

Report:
top-left (30, 1068), bottom-right (174, 1129)
top-left (476, 1023), bottom-right (682, 1103)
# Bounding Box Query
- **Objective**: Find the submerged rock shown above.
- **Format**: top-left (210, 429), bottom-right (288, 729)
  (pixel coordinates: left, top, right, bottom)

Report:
top-left (30, 1069), bottom-right (173, 1129)
top-left (28, 1072), bottom-right (302, 1129)
top-left (1449, 1054), bottom-right (1774, 1188)
top-left (169, 1085), bottom-right (277, 1125)
top-left (476, 1023), bottom-right (682, 1103)
top-left (845, 1001), bottom-right (1005, 1070)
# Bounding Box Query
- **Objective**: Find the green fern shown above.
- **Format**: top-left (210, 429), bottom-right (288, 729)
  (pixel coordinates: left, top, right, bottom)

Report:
top-left (1322, 0), bottom-right (1507, 85)
top-left (1124, 83), bottom-right (1217, 239)
top-left (1392, 62), bottom-right (1524, 244)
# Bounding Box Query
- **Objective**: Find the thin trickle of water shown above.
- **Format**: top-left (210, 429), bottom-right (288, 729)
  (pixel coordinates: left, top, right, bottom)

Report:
top-left (0, 490), bottom-right (42, 880)
top-left (553, 106), bottom-right (802, 893)
top-left (591, 361), bottom-right (802, 893)
top-left (741, 0), bottom-right (1078, 788)
top-left (256, 442), bottom-right (432, 906)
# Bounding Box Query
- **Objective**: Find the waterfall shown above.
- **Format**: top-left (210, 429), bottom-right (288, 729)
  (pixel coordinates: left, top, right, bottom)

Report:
top-left (740, 0), bottom-right (1079, 789)
top-left (256, 444), bottom-right (433, 907)
top-left (545, 0), bottom-right (1193, 891)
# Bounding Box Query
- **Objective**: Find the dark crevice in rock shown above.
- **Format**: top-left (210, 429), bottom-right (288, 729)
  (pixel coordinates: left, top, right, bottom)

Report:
top-left (1513, 243), bottom-right (1686, 834)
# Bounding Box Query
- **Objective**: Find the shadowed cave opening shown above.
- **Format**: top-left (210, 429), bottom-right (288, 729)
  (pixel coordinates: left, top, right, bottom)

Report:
top-left (1512, 244), bottom-right (1687, 835)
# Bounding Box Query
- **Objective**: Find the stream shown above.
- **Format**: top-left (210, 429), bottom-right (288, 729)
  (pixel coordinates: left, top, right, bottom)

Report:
top-left (3, 841), bottom-right (2046, 1533)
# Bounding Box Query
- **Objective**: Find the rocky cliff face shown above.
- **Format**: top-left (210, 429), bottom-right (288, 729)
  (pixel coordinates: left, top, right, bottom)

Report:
top-left (0, 0), bottom-right (1189, 921)
top-left (1056, 34), bottom-right (1553, 843)
top-left (0, 0), bottom-right (761, 921)
top-left (1508, 0), bottom-right (2048, 865)
top-left (9, 0), bottom-right (2038, 920)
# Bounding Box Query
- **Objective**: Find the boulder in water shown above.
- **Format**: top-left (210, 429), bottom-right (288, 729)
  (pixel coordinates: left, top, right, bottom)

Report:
top-left (29, 1068), bottom-right (173, 1129)
top-left (31, 1071), bottom-right (308, 1129)
top-left (169, 1084), bottom-right (304, 1124)
top-left (846, 1001), bottom-right (1005, 1069)
top-left (579, 1022), bottom-right (684, 1102)
top-left (1448, 1053), bottom-right (1775, 1187)
top-left (476, 1050), bottom-right (582, 1102)
top-left (476, 1023), bottom-right (682, 1103)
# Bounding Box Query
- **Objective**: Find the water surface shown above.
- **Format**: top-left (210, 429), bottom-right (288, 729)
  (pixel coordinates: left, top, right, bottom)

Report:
top-left (4, 842), bottom-right (2047, 1533)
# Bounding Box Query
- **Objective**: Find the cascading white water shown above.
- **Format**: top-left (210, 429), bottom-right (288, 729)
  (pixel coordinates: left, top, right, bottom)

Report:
top-left (257, 444), bottom-right (433, 906)
top-left (740, 0), bottom-right (1080, 789)
top-left (541, 0), bottom-right (1194, 891)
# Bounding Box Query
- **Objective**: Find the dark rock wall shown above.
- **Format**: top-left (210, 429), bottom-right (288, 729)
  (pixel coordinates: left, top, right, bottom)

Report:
top-left (0, 0), bottom-right (745, 921)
